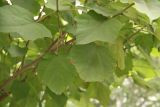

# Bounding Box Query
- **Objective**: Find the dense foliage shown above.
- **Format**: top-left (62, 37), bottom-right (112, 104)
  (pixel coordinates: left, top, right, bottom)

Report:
top-left (0, 0), bottom-right (160, 106)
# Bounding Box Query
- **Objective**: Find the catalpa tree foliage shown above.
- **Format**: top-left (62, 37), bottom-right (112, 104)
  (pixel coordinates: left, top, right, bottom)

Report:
top-left (0, 0), bottom-right (160, 107)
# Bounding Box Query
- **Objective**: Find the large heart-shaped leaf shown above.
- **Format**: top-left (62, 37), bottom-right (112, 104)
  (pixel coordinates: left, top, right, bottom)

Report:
top-left (11, 0), bottom-right (40, 14)
top-left (37, 55), bottom-right (77, 94)
top-left (46, 0), bottom-right (73, 11)
top-left (86, 4), bottom-right (118, 17)
top-left (134, 0), bottom-right (160, 20)
top-left (76, 11), bottom-right (124, 44)
top-left (70, 43), bottom-right (115, 82)
top-left (0, 5), bottom-right (52, 40)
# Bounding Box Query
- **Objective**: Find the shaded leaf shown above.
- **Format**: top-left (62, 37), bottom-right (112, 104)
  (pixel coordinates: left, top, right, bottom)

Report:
top-left (8, 44), bottom-right (27, 57)
top-left (124, 7), bottom-right (150, 25)
top-left (45, 88), bottom-right (67, 107)
top-left (38, 55), bottom-right (77, 94)
top-left (40, 14), bottom-right (58, 35)
top-left (135, 33), bottom-right (154, 54)
top-left (76, 11), bottom-right (124, 44)
top-left (70, 43), bottom-right (115, 82)
top-left (11, 0), bottom-right (40, 14)
top-left (0, 33), bottom-right (11, 48)
top-left (0, 63), bottom-right (10, 82)
top-left (11, 80), bottom-right (30, 101)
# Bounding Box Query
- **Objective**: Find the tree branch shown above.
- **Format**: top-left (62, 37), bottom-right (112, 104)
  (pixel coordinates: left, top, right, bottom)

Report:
top-left (0, 0), bottom-right (69, 101)
top-left (0, 37), bottom-right (63, 92)
top-left (56, 0), bottom-right (63, 36)
top-left (123, 28), bottom-right (143, 44)
top-left (0, 90), bottom-right (10, 102)
top-left (112, 3), bottom-right (135, 18)
top-left (36, 6), bottom-right (45, 22)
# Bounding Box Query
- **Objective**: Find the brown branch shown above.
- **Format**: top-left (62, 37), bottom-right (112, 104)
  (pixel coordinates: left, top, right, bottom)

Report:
top-left (112, 3), bottom-right (135, 18)
top-left (0, 0), bottom-right (68, 102)
top-left (0, 91), bottom-right (10, 102)
top-left (36, 12), bottom-right (54, 23)
top-left (0, 37), bottom-right (63, 92)
top-left (36, 6), bottom-right (45, 22)
top-left (56, 0), bottom-right (63, 37)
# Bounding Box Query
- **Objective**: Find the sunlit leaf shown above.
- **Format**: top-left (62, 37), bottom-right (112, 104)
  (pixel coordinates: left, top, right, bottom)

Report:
top-left (76, 11), bottom-right (124, 44)
top-left (0, 5), bottom-right (52, 40)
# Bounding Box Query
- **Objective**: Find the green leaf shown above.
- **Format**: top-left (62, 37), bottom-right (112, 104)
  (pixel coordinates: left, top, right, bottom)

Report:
top-left (0, 5), bottom-right (52, 40)
top-left (87, 82), bottom-right (110, 106)
top-left (86, 4), bottom-right (118, 17)
top-left (8, 44), bottom-right (27, 57)
top-left (37, 55), bottom-right (77, 94)
top-left (124, 7), bottom-right (150, 25)
top-left (11, 0), bottom-right (40, 13)
top-left (0, 63), bottom-right (10, 82)
top-left (86, 2), bottom-right (128, 17)
top-left (45, 88), bottom-right (67, 107)
top-left (40, 14), bottom-right (58, 35)
top-left (154, 18), bottom-right (160, 40)
top-left (46, 0), bottom-right (73, 11)
top-left (34, 37), bottom-right (52, 51)
top-left (11, 80), bottom-right (30, 101)
top-left (0, 33), bottom-right (11, 48)
top-left (11, 0), bottom-right (41, 14)
top-left (135, 33), bottom-right (154, 54)
top-left (76, 11), bottom-right (124, 44)
top-left (10, 73), bottom-right (42, 107)
top-left (0, 0), bottom-right (7, 6)
top-left (70, 43), bottom-right (115, 82)
top-left (133, 59), bottom-right (157, 80)
top-left (134, 0), bottom-right (160, 20)
top-left (131, 71), bottom-right (150, 88)
top-left (0, 1), bottom-right (3, 6)
top-left (96, 0), bottom-right (112, 5)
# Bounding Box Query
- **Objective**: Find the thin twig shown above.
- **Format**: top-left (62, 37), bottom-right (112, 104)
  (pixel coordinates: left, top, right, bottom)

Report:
top-left (0, 37), bottom-right (61, 91)
top-left (112, 3), bottom-right (135, 18)
top-left (36, 6), bottom-right (45, 22)
top-left (36, 12), bottom-right (55, 23)
top-left (124, 28), bottom-right (143, 44)
top-left (56, 0), bottom-right (62, 36)
top-left (54, 0), bottom-right (64, 53)
top-left (0, 0), bottom-right (70, 101)
top-left (8, 34), bottom-right (13, 42)
top-left (20, 40), bottom-right (30, 68)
